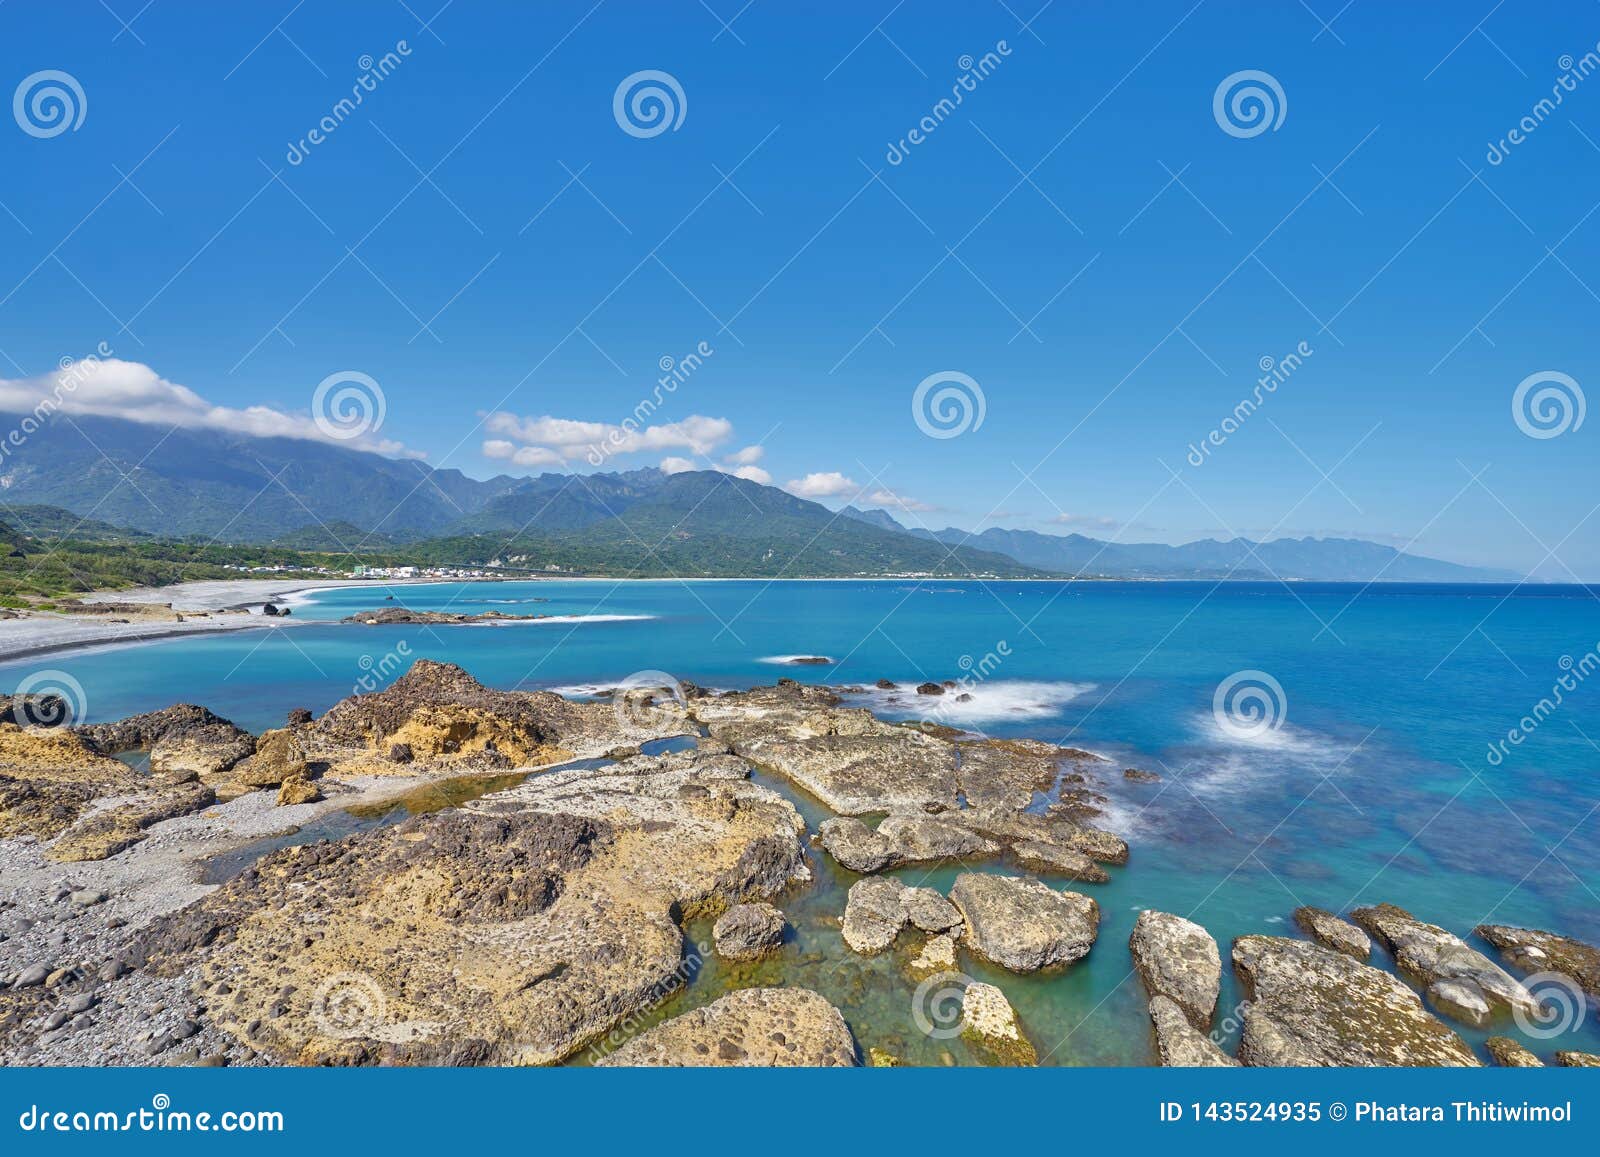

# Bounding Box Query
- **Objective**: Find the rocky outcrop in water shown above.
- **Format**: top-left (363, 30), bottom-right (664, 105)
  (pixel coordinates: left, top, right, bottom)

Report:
top-left (713, 903), bottom-right (786, 962)
top-left (961, 981), bottom-right (1036, 1066)
top-left (1292, 906), bottom-right (1370, 960)
top-left (1485, 1036), bottom-right (1543, 1067)
top-left (1148, 995), bottom-right (1237, 1067)
top-left (1474, 924), bottom-right (1600, 1000)
top-left (594, 987), bottom-right (857, 1066)
top-left (950, 873), bottom-right (1098, 973)
top-left (1352, 903), bottom-right (1538, 1026)
top-left (341, 608), bottom-right (550, 625)
top-left (1231, 935), bottom-right (1478, 1067)
top-left (841, 876), bottom-right (910, 954)
top-left (1128, 910), bottom-right (1220, 1029)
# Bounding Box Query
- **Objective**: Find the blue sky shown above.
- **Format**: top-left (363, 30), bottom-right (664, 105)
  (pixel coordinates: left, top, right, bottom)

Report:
top-left (1, 1), bottom-right (1597, 577)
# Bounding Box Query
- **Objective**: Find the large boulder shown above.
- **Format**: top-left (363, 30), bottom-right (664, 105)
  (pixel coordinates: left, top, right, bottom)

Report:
top-left (841, 876), bottom-right (908, 955)
top-left (950, 873), bottom-right (1098, 973)
top-left (594, 988), bottom-right (857, 1066)
top-left (1474, 924), bottom-right (1600, 1000)
top-left (903, 886), bottom-right (963, 934)
top-left (1485, 1036), bottom-right (1543, 1067)
top-left (78, 704), bottom-right (253, 780)
top-left (1128, 910), bottom-right (1221, 1029)
top-left (231, 728), bottom-right (309, 788)
top-left (1231, 935), bottom-right (1479, 1067)
top-left (1293, 906), bottom-right (1370, 960)
top-left (816, 816), bottom-right (893, 873)
top-left (875, 813), bottom-right (1000, 863)
top-left (1353, 903), bottom-right (1539, 1025)
top-left (712, 902), bottom-right (786, 962)
top-left (1148, 996), bottom-right (1237, 1067)
top-left (306, 660), bottom-right (655, 773)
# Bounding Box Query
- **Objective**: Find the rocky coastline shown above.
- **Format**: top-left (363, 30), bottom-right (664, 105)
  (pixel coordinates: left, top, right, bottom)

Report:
top-left (1, 661), bottom-right (1596, 1068)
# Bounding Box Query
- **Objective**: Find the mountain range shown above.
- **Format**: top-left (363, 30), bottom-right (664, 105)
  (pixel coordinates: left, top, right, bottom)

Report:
top-left (838, 507), bottom-right (1522, 583)
top-left (0, 414), bottom-right (1522, 581)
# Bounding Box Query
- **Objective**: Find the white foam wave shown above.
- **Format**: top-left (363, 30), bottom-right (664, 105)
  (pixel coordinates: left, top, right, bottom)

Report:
top-left (846, 680), bottom-right (1095, 725)
top-left (499, 613), bottom-right (655, 625)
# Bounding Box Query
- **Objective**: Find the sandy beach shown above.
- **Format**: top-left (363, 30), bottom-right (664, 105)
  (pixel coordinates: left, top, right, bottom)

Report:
top-left (0, 578), bottom-right (451, 666)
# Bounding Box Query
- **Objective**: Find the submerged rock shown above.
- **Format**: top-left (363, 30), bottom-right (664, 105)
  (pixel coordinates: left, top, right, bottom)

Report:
top-left (594, 988), bottom-right (857, 1066)
top-left (950, 873), bottom-right (1098, 973)
top-left (1128, 910), bottom-right (1221, 1029)
top-left (1148, 996), bottom-right (1237, 1067)
top-left (1231, 935), bottom-right (1479, 1067)
top-left (961, 982), bottom-right (1036, 1066)
top-left (1292, 906), bottom-right (1370, 961)
top-left (1008, 839), bottom-right (1110, 883)
top-left (906, 933), bottom-right (959, 980)
top-left (713, 902), bottom-right (786, 961)
top-left (1352, 903), bottom-right (1538, 1023)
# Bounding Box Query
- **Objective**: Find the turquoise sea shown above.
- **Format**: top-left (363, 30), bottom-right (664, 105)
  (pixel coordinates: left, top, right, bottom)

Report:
top-left (4, 579), bottom-right (1598, 1065)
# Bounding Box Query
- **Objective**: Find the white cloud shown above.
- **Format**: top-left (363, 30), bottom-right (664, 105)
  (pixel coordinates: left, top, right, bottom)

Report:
top-left (784, 471), bottom-right (860, 499)
top-left (867, 488), bottom-right (939, 513)
top-left (724, 445), bottom-right (764, 466)
top-left (0, 358), bottom-right (420, 457)
top-left (728, 464), bottom-right (772, 484)
top-left (660, 456), bottom-right (697, 475)
top-left (481, 411), bottom-right (734, 468)
top-left (483, 440), bottom-right (564, 468)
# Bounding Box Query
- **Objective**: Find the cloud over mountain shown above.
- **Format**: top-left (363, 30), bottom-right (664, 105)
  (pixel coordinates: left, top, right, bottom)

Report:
top-left (0, 358), bottom-right (417, 457)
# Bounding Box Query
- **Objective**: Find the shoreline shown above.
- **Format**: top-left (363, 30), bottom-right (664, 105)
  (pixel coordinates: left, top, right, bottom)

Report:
top-left (0, 578), bottom-right (457, 668)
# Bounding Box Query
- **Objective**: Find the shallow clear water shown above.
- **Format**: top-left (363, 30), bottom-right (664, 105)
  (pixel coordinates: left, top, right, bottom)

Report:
top-left (5, 579), bottom-right (1598, 1064)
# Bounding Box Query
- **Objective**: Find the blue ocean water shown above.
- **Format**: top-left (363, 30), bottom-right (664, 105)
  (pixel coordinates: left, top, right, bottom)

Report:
top-left (4, 579), bottom-right (1598, 1064)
